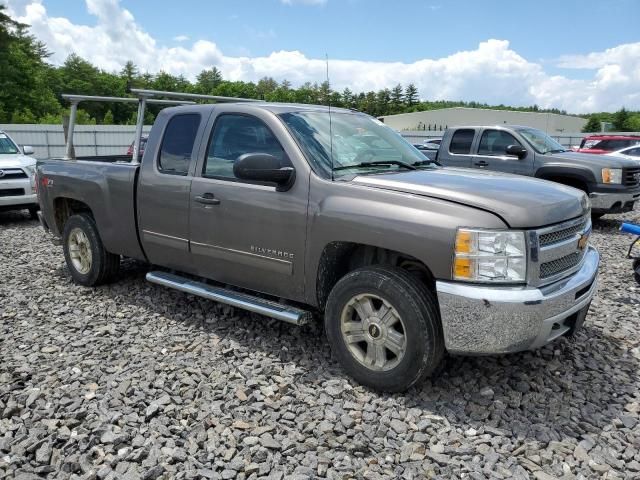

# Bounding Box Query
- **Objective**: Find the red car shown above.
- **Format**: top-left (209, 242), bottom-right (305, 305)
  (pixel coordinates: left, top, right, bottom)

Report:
top-left (577, 135), bottom-right (640, 154)
top-left (126, 135), bottom-right (148, 157)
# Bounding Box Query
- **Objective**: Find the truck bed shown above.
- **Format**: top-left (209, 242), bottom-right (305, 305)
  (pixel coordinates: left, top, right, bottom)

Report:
top-left (36, 158), bottom-right (146, 261)
top-left (51, 155), bottom-right (139, 163)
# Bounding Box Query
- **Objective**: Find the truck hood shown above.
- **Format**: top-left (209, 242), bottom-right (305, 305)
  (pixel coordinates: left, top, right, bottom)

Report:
top-left (352, 167), bottom-right (588, 228)
top-left (0, 154), bottom-right (36, 169)
top-left (547, 150), bottom-right (640, 168)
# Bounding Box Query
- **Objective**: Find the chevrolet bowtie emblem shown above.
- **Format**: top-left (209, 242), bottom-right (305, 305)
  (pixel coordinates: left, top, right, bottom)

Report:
top-left (578, 231), bottom-right (590, 250)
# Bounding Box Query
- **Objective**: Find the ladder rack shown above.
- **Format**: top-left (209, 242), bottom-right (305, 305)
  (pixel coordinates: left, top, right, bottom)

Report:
top-left (62, 89), bottom-right (262, 161)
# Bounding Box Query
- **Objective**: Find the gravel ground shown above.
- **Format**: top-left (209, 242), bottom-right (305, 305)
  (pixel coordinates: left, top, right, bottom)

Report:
top-left (1, 208), bottom-right (639, 480)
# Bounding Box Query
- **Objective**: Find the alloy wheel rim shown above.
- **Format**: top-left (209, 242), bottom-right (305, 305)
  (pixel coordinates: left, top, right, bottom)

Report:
top-left (68, 228), bottom-right (92, 274)
top-left (340, 293), bottom-right (406, 372)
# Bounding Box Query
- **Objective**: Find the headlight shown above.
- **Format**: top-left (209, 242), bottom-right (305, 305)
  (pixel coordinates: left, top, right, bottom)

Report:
top-left (601, 168), bottom-right (622, 184)
top-left (454, 228), bottom-right (527, 283)
top-left (23, 164), bottom-right (37, 177)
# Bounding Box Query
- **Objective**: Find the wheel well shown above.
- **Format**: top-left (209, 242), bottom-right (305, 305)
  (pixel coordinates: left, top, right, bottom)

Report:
top-left (53, 197), bottom-right (93, 233)
top-left (316, 242), bottom-right (435, 308)
top-left (539, 175), bottom-right (589, 193)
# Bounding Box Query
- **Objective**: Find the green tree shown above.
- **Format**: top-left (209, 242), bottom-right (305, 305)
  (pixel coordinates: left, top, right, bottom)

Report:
top-left (103, 109), bottom-right (114, 124)
top-left (256, 76), bottom-right (279, 99)
top-left (120, 60), bottom-right (139, 84)
top-left (11, 108), bottom-right (37, 123)
top-left (582, 116), bottom-right (601, 133)
top-left (612, 108), bottom-right (631, 131)
top-left (376, 88), bottom-right (391, 115)
top-left (195, 67), bottom-right (223, 93)
top-left (0, 5), bottom-right (59, 122)
top-left (404, 83), bottom-right (419, 106)
top-left (390, 84), bottom-right (404, 112)
top-left (341, 88), bottom-right (354, 108)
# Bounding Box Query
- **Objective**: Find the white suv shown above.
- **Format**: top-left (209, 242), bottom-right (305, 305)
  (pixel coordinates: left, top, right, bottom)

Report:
top-left (0, 130), bottom-right (38, 218)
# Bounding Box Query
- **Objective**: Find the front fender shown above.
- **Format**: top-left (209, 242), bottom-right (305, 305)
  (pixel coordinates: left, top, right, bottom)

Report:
top-left (535, 164), bottom-right (598, 187)
top-left (304, 178), bottom-right (507, 306)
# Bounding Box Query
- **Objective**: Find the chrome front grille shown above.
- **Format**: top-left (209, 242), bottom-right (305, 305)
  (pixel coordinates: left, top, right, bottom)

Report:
top-left (623, 167), bottom-right (640, 187)
top-left (538, 219), bottom-right (587, 247)
top-left (0, 168), bottom-right (28, 180)
top-left (540, 252), bottom-right (582, 279)
top-left (530, 215), bottom-right (591, 286)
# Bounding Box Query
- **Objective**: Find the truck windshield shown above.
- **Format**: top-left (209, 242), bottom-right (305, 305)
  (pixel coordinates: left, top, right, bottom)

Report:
top-left (0, 133), bottom-right (19, 154)
top-left (279, 111), bottom-right (432, 178)
top-left (518, 128), bottom-right (566, 154)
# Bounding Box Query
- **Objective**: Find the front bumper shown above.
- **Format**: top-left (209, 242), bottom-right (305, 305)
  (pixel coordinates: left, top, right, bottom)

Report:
top-left (436, 246), bottom-right (599, 355)
top-left (589, 189), bottom-right (640, 213)
top-left (0, 193), bottom-right (38, 210)
top-left (0, 177), bottom-right (37, 210)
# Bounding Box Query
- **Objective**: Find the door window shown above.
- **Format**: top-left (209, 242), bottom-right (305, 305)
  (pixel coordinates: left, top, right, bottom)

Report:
top-left (204, 114), bottom-right (288, 180)
top-left (449, 129), bottom-right (475, 154)
top-left (158, 114), bottom-right (201, 175)
top-left (478, 130), bottom-right (521, 156)
top-left (625, 147), bottom-right (640, 157)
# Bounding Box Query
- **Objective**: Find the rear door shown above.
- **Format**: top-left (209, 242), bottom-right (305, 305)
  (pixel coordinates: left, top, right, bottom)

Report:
top-left (439, 128), bottom-right (475, 168)
top-left (137, 111), bottom-right (207, 271)
top-left (472, 128), bottom-right (533, 175)
top-left (189, 108), bottom-right (309, 301)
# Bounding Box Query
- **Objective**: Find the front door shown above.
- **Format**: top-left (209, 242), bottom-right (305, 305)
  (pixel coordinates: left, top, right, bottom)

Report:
top-left (472, 129), bottom-right (533, 175)
top-left (189, 111), bottom-right (309, 301)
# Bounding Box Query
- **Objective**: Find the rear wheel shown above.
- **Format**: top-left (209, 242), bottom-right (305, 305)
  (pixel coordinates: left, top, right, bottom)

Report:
top-left (633, 259), bottom-right (640, 285)
top-left (62, 213), bottom-right (120, 286)
top-left (324, 265), bottom-right (444, 392)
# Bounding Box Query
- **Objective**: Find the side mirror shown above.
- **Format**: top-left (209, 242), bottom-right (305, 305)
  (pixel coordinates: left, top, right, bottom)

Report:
top-left (233, 153), bottom-right (295, 191)
top-left (423, 143), bottom-right (440, 150)
top-left (505, 144), bottom-right (527, 159)
top-left (22, 145), bottom-right (34, 155)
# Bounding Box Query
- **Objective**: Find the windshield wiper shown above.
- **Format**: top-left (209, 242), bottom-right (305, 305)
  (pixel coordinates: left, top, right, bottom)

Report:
top-left (545, 149), bottom-right (567, 154)
top-left (333, 160), bottom-right (416, 171)
top-left (411, 159), bottom-right (441, 167)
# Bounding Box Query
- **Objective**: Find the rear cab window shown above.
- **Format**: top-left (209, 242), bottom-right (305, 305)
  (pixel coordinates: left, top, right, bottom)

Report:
top-left (158, 114), bottom-right (201, 175)
top-left (449, 129), bottom-right (475, 154)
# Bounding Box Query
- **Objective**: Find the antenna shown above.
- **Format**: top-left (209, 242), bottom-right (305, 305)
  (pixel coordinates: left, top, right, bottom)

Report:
top-left (326, 53), bottom-right (334, 181)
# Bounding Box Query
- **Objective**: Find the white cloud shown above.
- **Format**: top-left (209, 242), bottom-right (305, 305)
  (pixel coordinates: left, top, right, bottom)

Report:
top-left (173, 35), bottom-right (189, 42)
top-left (5, 0), bottom-right (640, 113)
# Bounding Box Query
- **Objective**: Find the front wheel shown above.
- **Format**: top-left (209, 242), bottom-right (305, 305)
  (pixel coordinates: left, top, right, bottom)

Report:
top-left (62, 213), bottom-right (120, 286)
top-left (324, 265), bottom-right (444, 392)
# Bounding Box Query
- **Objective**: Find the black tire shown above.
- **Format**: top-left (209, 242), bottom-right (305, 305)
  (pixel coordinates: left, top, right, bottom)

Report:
top-left (633, 259), bottom-right (640, 285)
top-left (324, 265), bottom-right (444, 392)
top-left (62, 213), bottom-right (120, 286)
top-left (28, 206), bottom-right (39, 220)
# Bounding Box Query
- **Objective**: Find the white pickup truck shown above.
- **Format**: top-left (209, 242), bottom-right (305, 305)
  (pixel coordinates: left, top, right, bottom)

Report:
top-left (0, 130), bottom-right (38, 218)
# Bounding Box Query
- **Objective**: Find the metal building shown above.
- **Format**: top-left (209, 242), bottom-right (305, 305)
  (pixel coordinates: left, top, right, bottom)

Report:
top-left (378, 107), bottom-right (587, 134)
top-left (0, 124), bottom-right (151, 159)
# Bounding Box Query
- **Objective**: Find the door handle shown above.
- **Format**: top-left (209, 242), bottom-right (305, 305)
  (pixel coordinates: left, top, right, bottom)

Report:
top-left (195, 193), bottom-right (220, 205)
top-left (474, 160), bottom-right (489, 167)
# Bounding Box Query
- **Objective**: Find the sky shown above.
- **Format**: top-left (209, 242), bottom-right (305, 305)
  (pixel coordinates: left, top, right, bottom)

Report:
top-left (4, 0), bottom-right (640, 113)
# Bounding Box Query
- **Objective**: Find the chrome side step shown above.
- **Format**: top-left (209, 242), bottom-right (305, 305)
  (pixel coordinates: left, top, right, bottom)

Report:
top-left (146, 271), bottom-right (311, 325)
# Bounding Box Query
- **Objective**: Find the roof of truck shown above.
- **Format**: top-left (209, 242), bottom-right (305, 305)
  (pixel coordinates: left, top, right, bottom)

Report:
top-left (447, 125), bottom-right (539, 130)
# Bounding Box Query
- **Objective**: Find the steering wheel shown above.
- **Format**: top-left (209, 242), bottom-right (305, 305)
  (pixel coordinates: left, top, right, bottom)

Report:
top-left (353, 149), bottom-right (376, 163)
